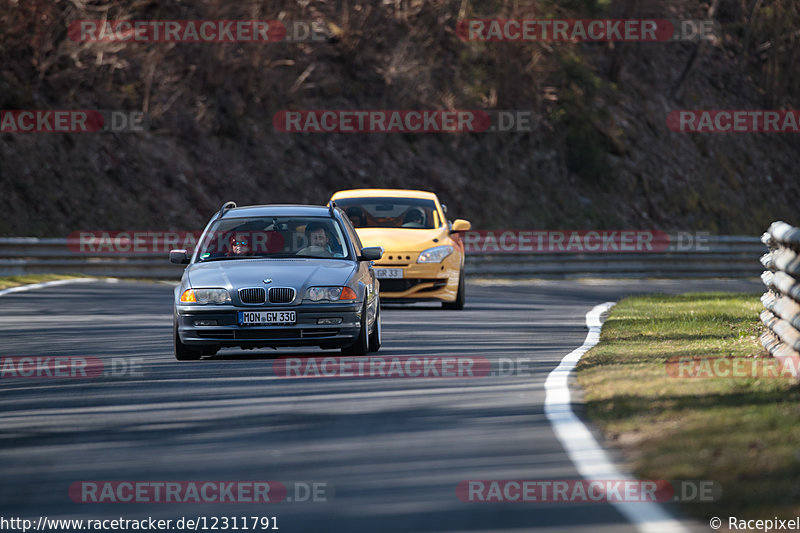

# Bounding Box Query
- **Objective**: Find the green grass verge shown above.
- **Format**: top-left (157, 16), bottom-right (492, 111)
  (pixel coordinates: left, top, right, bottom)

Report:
top-left (0, 274), bottom-right (87, 290)
top-left (577, 293), bottom-right (800, 519)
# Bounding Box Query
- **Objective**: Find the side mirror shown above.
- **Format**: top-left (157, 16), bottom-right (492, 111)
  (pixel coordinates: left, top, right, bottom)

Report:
top-left (169, 249), bottom-right (191, 264)
top-left (451, 219), bottom-right (471, 233)
top-left (359, 246), bottom-right (383, 261)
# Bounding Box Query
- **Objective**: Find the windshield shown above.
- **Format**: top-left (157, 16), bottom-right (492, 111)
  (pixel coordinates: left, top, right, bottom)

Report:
top-left (334, 197), bottom-right (439, 229)
top-left (195, 216), bottom-right (350, 261)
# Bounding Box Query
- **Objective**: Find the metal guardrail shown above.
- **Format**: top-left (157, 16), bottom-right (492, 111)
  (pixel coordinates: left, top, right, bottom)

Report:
top-left (465, 235), bottom-right (764, 278)
top-left (0, 238), bottom-right (185, 278)
top-left (759, 222), bottom-right (800, 366)
top-left (0, 235), bottom-right (765, 279)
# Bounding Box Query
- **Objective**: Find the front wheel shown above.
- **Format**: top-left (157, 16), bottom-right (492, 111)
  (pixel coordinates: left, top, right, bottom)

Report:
top-left (368, 301), bottom-right (381, 352)
top-left (442, 271), bottom-right (465, 310)
top-left (342, 301), bottom-right (369, 356)
top-left (174, 320), bottom-right (202, 361)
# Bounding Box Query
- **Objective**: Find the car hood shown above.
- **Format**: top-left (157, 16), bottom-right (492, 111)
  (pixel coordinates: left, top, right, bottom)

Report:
top-left (187, 259), bottom-right (356, 291)
top-left (355, 227), bottom-right (450, 252)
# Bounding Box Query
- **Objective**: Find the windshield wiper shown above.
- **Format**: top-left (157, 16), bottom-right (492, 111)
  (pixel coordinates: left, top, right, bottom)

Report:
top-left (199, 254), bottom-right (302, 262)
top-left (198, 256), bottom-right (251, 263)
top-left (294, 255), bottom-right (346, 259)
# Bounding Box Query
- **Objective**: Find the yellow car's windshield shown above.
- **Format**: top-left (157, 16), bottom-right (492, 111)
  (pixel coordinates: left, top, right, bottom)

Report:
top-left (335, 197), bottom-right (439, 229)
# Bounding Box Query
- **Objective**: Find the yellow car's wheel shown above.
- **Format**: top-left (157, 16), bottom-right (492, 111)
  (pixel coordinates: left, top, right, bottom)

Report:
top-left (442, 272), bottom-right (465, 310)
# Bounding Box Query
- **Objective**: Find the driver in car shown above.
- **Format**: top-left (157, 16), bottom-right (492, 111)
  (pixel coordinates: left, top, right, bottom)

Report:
top-left (296, 222), bottom-right (335, 257)
top-left (228, 233), bottom-right (251, 256)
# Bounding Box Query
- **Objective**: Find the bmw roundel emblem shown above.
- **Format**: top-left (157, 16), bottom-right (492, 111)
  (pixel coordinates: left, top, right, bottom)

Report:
top-left (263, 279), bottom-right (272, 284)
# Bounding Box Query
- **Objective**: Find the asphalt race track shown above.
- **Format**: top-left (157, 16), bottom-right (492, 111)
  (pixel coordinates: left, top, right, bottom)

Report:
top-left (0, 279), bottom-right (763, 532)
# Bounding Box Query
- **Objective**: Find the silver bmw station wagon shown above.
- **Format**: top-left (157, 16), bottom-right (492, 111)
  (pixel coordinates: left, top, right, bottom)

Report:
top-left (169, 202), bottom-right (383, 360)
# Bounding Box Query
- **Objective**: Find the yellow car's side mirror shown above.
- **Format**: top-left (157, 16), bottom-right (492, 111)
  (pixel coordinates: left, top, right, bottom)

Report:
top-left (451, 219), bottom-right (471, 233)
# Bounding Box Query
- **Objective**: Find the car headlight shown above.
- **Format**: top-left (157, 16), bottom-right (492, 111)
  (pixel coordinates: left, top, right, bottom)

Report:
top-left (305, 286), bottom-right (358, 302)
top-left (180, 288), bottom-right (231, 304)
top-left (416, 245), bottom-right (454, 263)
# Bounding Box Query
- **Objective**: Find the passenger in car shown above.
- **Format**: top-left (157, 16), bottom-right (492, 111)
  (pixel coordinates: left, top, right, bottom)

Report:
top-left (401, 208), bottom-right (425, 228)
top-left (346, 207), bottom-right (367, 228)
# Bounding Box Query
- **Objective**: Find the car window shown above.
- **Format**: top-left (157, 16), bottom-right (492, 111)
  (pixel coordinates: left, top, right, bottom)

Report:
top-left (335, 197), bottom-right (439, 229)
top-left (195, 216), bottom-right (350, 261)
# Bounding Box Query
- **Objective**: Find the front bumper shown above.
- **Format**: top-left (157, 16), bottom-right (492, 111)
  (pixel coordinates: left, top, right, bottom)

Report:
top-left (374, 256), bottom-right (461, 302)
top-left (176, 301), bottom-right (362, 348)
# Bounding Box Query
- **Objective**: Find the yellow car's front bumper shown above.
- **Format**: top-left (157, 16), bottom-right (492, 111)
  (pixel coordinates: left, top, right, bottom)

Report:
top-left (373, 252), bottom-right (462, 302)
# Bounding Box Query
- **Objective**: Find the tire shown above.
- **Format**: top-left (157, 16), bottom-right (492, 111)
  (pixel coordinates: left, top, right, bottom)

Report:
top-left (342, 301), bottom-right (369, 356)
top-left (174, 320), bottom-right (202, 361)
top-left (368, 300), bottom-right (381, 353)
top-left (442, 271), bottom-right (465, 310)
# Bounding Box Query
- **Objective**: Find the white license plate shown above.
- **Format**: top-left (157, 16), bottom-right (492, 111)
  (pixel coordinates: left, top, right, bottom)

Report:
top-left (238, 311), bottom-right (296, 325)
top-left (375, 268), bottom-right (404, 279)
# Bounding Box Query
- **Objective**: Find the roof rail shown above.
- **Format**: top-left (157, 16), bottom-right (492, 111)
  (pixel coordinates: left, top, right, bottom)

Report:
top-left (328, 200), bottom-right (337, 217)
top-left (217, 201), bottom-right (237, 219)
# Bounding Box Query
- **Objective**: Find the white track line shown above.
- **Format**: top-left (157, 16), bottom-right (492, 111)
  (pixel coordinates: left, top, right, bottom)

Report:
top-left (544, 302), bottom-right (691, 533)
top-left (0, 278), bottom-right (98, 297)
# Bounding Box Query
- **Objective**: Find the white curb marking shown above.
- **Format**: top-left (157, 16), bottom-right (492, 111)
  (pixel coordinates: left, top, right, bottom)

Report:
top-left (545, 302), bottom-right (691, 533)
top-left (0, 278), bottom-right (98, 297)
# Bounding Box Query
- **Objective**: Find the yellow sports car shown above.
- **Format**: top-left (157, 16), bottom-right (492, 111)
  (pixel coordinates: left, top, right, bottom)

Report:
top-left (330, 189), bottom-right (471, 309)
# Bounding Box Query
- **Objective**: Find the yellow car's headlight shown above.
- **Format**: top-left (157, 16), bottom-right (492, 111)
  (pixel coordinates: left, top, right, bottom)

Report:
top-left (417, 245), bottom-right (454, 263)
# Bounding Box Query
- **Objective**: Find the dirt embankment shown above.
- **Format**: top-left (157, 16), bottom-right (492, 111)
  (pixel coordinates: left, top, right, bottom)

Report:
top-left (1, 0), bottom-right (798, 236)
